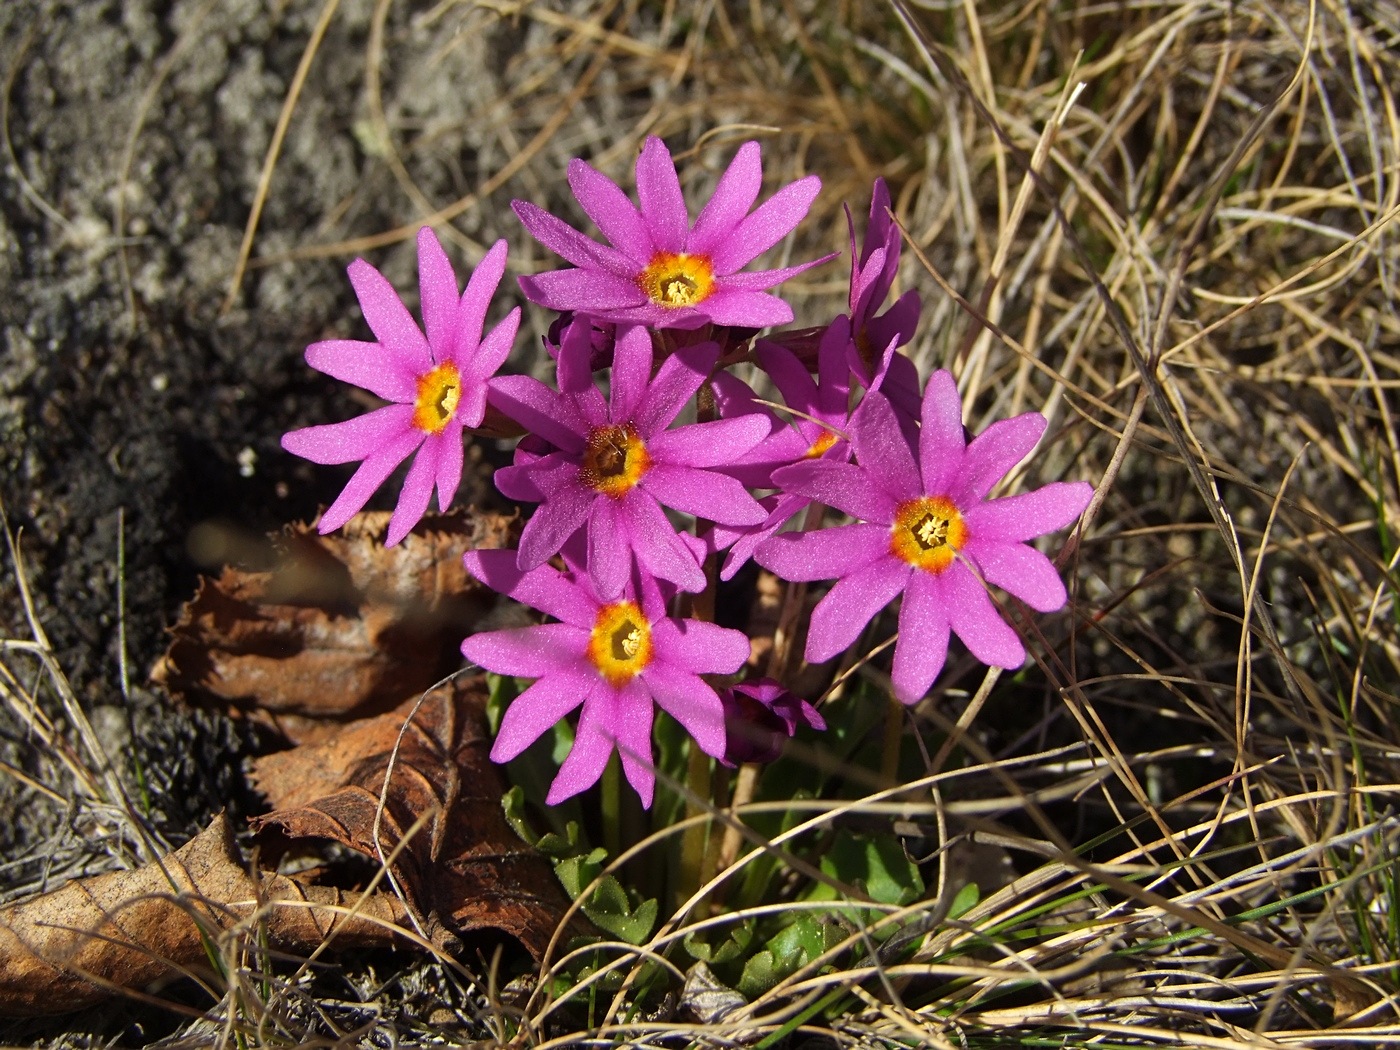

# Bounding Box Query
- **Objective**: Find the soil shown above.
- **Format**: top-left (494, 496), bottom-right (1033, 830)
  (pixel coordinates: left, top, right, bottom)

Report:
top-left (0, 0), bottom-right (547, 1038)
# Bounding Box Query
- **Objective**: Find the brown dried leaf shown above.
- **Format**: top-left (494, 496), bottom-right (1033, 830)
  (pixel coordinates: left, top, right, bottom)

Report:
top-left (0, 814), bottom-right (410, 1017)
top-left (250, 680), bottom-right (571, 960)
top-left (154, 510), bottom-right (515, 742)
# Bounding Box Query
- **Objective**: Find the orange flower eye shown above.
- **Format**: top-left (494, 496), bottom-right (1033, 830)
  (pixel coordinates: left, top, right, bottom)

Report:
top-left (638, 252), bottom-right (716, 308)
top-left (581, 423), bottom-right (652, 497)
top-left (587, 601), bottom-right (653, 685)
top-left (412, 363), bottom-right (462, 434)
top-left (890, 496), bottom-right (967, 575)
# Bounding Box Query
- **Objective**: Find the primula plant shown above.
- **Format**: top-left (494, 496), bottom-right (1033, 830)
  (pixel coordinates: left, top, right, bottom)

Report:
top-left (285, 135), bottom-right (1093, 1010)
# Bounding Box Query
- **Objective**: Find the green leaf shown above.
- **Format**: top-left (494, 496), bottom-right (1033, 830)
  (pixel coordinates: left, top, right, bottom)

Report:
top-left (948, 881), bottom-right (980, 919)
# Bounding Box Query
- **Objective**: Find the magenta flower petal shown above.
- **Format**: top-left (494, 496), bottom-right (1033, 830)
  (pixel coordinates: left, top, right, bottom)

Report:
top-left (464, 551), bottom-right (601, 629)
top-left (620, 490), bottom-right (707, 593)
top-left (318, 427), bottom-right (426, 534)
top-left (966, 540), bottom-right (1069, 612)
top-left (952, 412), bottom-right (1049, 505)
top-left (491, 669), bottom-right (597, 763)
top-left (634, 341), bottom-right (718, 437)
top-left (386, 435), bottom-right (441, 546)
top-left (614, 679), bottom-right (657, 807)
top-left (435, 421), bottom-right (464, 511)
top-left (588, 496), bottom-right (632, 599)
top-left (651, 618), bottom-right (752, 676)
top-left (807, 556), bottom-right (911, 663)
top-left (517, 477), bottom-right (596, 570)
top-left (942, 561), bottom-right (1026, 669)
top-left (304, 340), bottom-right (416, 402)
top-left (964, 482), bottom-right (1093, 544)
top-left (710, 174), bottom-right (822, 273)
top-left (719, 255), bottom-right (838, 289)
top-left (519, 266), bottom-right (649, 314)
top-left (755, 521), bottom-right (889, 582)
top-left (696, 289), bottom-right (796, 329)
top-left (891, 570), bottom-right (951, 703)
top-left (455, 239), bottom-right (510, 363)
top-left (643, 464), bottom-right (766, 526)
top-left (347, 258), bottom-right (432, 372)
top-left (609, 324), bottom-right (653, 424)
top-left (919, 369), bottom-right (967, 495)
top-left (849, 392), bottom-right (921, 503)
top-left (634, 137), bottom-right (688, 253)
top-left (567, 158), bottom-right (653, 260)
top-left (511, 200), bottom-right (635, 276)
top-left (547, 693), bottom-right (618, 805)
top-left (770, 460), bottom-right (897, 525)
top-left (688, 141), bottom-right (762, 254)
top-left (648, 415), bottom-right (770, 468)
top-left (282, 404), bottom-right (416, 465)
top-left (489, 374), bottom-right (589, 453)
top-left (643, 661), bottom-right (727, 758)
top-left (418, 227), bottom-right (459, 356)
top-left (464, 622), bottom-right (590, 679)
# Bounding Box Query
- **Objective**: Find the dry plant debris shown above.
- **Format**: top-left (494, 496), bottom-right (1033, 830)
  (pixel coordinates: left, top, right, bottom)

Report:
top-left (0, 813), bottom-right (408, 1017)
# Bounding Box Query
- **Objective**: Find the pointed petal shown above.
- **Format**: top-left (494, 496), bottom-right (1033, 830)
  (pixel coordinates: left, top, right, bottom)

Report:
top-left (770, 460), bottom-right (896, 524)
top-left (347, 258), bottom-right (431, 373)
top-left (568, 158), bottom-right (652, 260)
top-left (464, 622), bottom-right (590, 679)
top-left (688, 141), bottom-right (762, 255)
top-left (919, 369), bottom-right (966, 495)
top-left (490, 669), bottom-right (597, 763)
top-left (806, 555), bottom-right (910, 663)
top-left (891, 569), bottom-right (950, 703)
top-left (517, 479), bottom-right (595, 569)
top-left (942, 561), bottom-right (1025, 669)
top-left (454, 238), bottom-right (509, 364)
top-left (417, 227), bottom-right (458, 359)
top-left (304, 339), bottom-right (416, 402)
top-left (282, 403), bottom-right (416, 465)
top-left (634, 341), bottom-right (718, 436)
top-left (963, 482), bottom-right (1093, 544)
top-left (511, 200), bottom-right (636, 275)
top-left (609, 324), bottom-right (654, 423)
top-left (755, 521), bottom-right (888, 583)
top-left (620, 490), bottom-right (706, 592)
top-left (718, 252), bottom-right (837, 289)
top-left (710, 175), bottom-right (822, 273)
top-left (699, 288), bottom-right (794, 329)
top-left (643, 662), bottom-right (727, 759)
top-left (435, 422), bottom-right (465, 511)
top-left (317, 427), bottom-right (426, 534)
top-left (386, 435), bottom-right (440, 545)
top-left (967, 539), bottom-right (1070, 612)
top-left (518, 266), bottom-right (648, 315)
top-left (588, 497), bottom-right (631, 600)
top-left (954, 412), bottom-right (1048, 503)
top-left (613, 679), bottom-right (656, 808)
top-left (849, 391), bottom-right (920, 503)
top-left (635, 136), bottom-right (688, 253)
top-left (648, 414), bottom-right (769, 468)
top-left (643, 464), bottom-right (766, 525)
top-left (488, 374), bottom-right (588, 452)
top-left (464, 549), bottom-right (601, 627)
top-left (651, 618), bottom-right (751, 676)
top-left (546, 690), bottom-right (617, 803)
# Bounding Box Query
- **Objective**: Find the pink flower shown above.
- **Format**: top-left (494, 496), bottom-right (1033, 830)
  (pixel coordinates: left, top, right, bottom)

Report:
top-left (718, 678), bottom-right (825, 766)
top-left (462, 549), bottom-right (751, 806)
top-left (755, 372), bottom-right (1092, 704)
top-left (282, 228), bottom-right (520, 546)
top-left (512, 136), bottom-right (833, 329)
top-left (490, 324), bottom-right (769, 599)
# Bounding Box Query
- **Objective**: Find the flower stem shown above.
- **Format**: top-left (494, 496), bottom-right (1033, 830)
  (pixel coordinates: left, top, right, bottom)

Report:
top-left (601, 751), bottom-right (621, 860)
top-left (881, 692), bottom-right (905, 782)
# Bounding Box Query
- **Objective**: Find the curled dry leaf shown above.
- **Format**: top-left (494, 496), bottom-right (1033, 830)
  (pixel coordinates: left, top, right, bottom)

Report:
top-left (250, 680), bottom-right (572, 961)
top-left (154, 510), bottom-right (515, 743)
top-left (0, 813), bottom-right (410, 1017)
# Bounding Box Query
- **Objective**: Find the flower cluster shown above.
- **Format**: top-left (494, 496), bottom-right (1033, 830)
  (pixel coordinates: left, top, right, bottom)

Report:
top-left (283, 137), bottom-right (1092, 806)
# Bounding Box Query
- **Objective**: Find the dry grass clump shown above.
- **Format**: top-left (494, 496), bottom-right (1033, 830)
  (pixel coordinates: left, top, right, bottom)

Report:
top-left (6, 0), bottom-right (1400, 1046)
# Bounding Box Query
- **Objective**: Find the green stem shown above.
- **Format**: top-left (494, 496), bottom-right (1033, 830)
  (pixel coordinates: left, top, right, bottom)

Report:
top-left (601, 751), bottom-right (621, 860)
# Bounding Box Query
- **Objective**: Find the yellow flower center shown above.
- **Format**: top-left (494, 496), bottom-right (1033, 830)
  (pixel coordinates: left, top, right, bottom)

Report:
top-left (890, 496), bottom-right (967, 575)
top-left (805, 430), bottom-right (839, 459)
top-left (638, 251), bottom-right (716, 308)
top-left (581, 423), bottom-right (652, 498)
top-left (412, 362), bottom-right (463, 434)
top-left (587, 601), bottom-right (653, 686)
